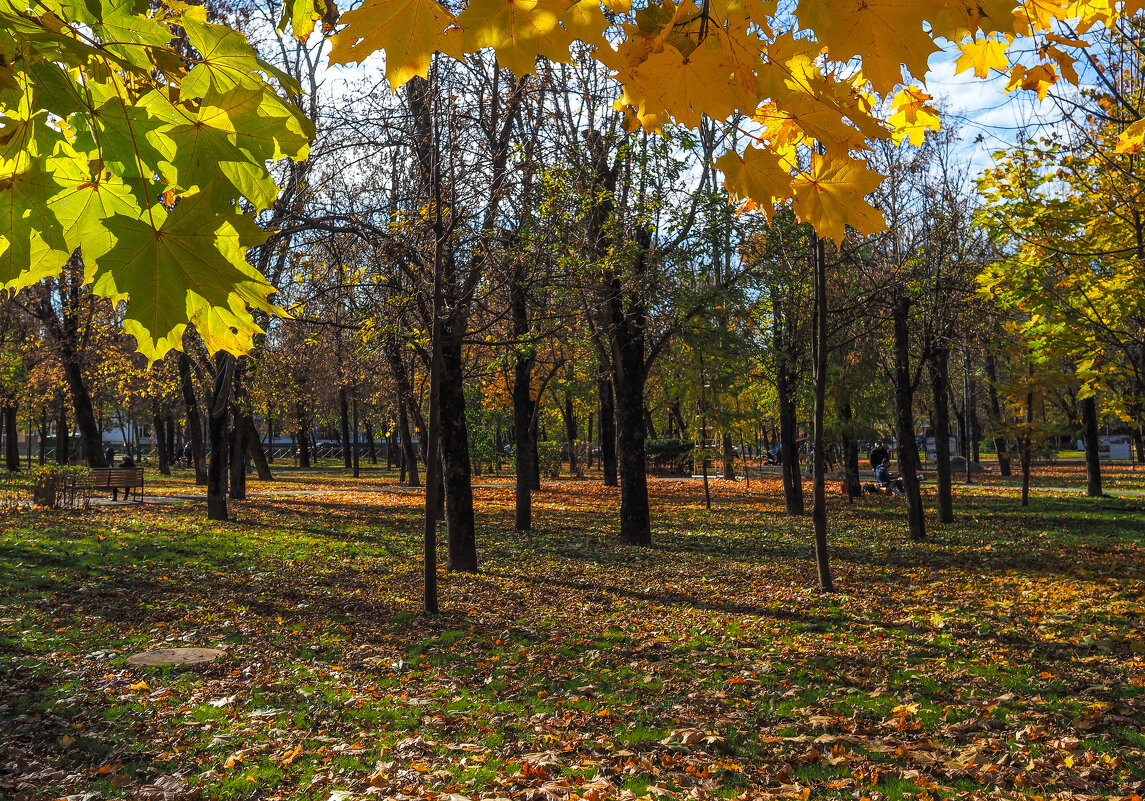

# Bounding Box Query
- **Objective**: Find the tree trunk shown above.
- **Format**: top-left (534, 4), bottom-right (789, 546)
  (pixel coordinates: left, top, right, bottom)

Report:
top-left (512, 264), bottom-right (534, 530)
top-left (1081, 394), bottom-right (1102, 498)
top-left (55, 395), bottom-right (69, 465)
top-left (399, 399), bottom-right (419, 486)
top-left (598, 365), bottom-right (617, 486)
top-left (892, 295), bottom-right (925, 541)
top-left (246, 415), bottom-right (273, 481)
top-left (440, 333), bottom-right (478, 571)
top-left (296, 402), bottom-right (311, 468)
top-left (179, 354), bottom-right (208, 484)
top-left (985, 352), bottom-right (1011, 476)
top-left (152, 404), bottom-right (170, 476)
top-left (3, 401), bottom-right (18, 471)
top-left (351, 393), bottom-right (361, 479)
top-left (722, 432), bottom-right (736, 480)
top-left (1020, 384), bottom-right (1033, 507)
top-left (840, 401), bottom-right (861, 500)
top-left (340, 386), bottom-right (352, 470)
top-left (366, 421), bottom-right (377, 465)
top-left (61, 359), bottom-right (105, 467)
top-left (564, 394), bottom-right (578, 475)
top-left (776, 355), bottom-right (803, 515)
top-left (927, 347), bottom-right (954, 523)
top-left (228, 405), bottom-right (248, 500)
top-left (207, 354), bottom-right (232, 521)
top-left (810, 228), bottom-right (833, 591)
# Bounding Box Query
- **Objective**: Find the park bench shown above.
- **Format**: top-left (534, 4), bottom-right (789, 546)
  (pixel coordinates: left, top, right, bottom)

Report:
top-left (90, 467), bottom-right (145, 502)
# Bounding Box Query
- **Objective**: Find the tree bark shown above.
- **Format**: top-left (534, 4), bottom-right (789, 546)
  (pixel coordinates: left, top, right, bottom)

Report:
top-left (339, 386), bottom-right (352, 470)
top-left (179, 354), bottom-right (208, 485)
top-left (1081, 394), bottom-right (1102, 498)
top-left (598, 365), bottom-right (617, 486)
top-left (3, 401), bottom-right (18, 471)
top-left (512, 262), bottom-right (535, 530)
top-left (892, 295), bottom-right (925, 541)
top-left (440, 331), bottom-right (478, 571)
top-left (55, 394), bottom-right (69, 465)
top-left (564, 394), bottom-right (578, 475)
top-left (207, 354), bottom-right (233, 521)
top-left (840, 401), bottom-right (861, 500)
top-left (399, 399), bottom-right (420, 487)
top-left (228, 404), bottom-right (249, 500)
top-left (296, 402), bottom-right (311, 468)
top-left (722, 432), bottom-right (736, 480)
top-left (927, 347), bottom-right (954, 523)
top-left (152, 404), bottom-right (170, 476)
top-left (810, 228), bottom-right (833, 591)
top-left (985, 352), bottom-right (1011, 476)
top-left (246, 415), bottom-right (273, 481)
top-left (61, 359), bottom-right (105, 467)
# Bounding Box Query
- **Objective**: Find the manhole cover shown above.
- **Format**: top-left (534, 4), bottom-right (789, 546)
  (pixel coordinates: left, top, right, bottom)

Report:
top-left (127, 648), bottom-right (224, 666)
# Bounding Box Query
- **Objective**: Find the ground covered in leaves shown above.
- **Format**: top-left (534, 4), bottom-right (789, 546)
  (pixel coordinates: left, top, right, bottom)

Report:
top-left (1, 469), bottom-right (1143, 801)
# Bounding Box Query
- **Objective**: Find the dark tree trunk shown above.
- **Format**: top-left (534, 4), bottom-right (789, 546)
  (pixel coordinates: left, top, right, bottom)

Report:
top-left (55, 395), bottom-right (69, 465)
top-left (530, 402), bottom-right (541, 490)
top-left (179, 354), bottom-right (208, 484)
top-left (1020, 384), bottom-right (1034, 507)
top-left (296, 402), bottom-right (311, 469)
top-left (613, 356), bottom-right (650, 545)
top-left (644, 407), bottom-right (657, 440)
top-left (720, 433), bottom-right (734, 480)
top-left (810, 228), bottom-right (833, 591)
top-left (598, 366), bottom-right (617, 486)
top-left (38, 409), bottom-right (46, 465)
top-left (385, 335), bottom-right (429, 454)
top-left (512, 263), bottom-right (534, 530)
top-left (61, 359), bottom-right (105, 467)
top-left (1081, 394), bottom-right (1102, 498)
top-left (840, 401), bottom-right (861, 500)
top-left (366, 421), bottom-right (377, 465)
top-left (246, 415), bottom-right (273, 481)
top-left (985, 352), bottom-right (1011, 476)
top-left (152, 404), bottom-right (170, 476)
top-left (399, 399), bottom-right (419, 487)
top-left (228, 406), bottom-right (249, 500)
top-left (969, 379), bottom-right (981, 464)
top-left (928, 347), bottom-right (954, 523)
top-left (339, 386), bottom-right (352, 469)
top-left (776, 357), bottom-right (803, 515)
top-left (439, 333), bottom-right (477, 571)
top-left (165, 413), bottom-right (176, 467)
top-left (207, 354), bottom-right (232, 521)
top-left (3, 401), bottom-right (18, 471)
top-left (892, 295), bottom-right (925, 541)
top-left (351, 394), bottom-right (361, 478)
top-left (564, 395), bottom-right (578, 475)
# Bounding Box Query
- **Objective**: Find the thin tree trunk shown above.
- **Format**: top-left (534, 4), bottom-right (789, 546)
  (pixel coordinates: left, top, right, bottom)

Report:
top-left (152, 403), bottom-right (170, 476)
top-left (366, 421), bottom-right (377, 465)
top-left (512, 263), bottom-right (534, 530)
top-left (399, 398), bottom-right (419, 487)
top-left (179, 354), bottom-right (208, 484)
top-left (840, 401), bottom-right (861, 500)
top-left (207, 354), bottom-right (233, 521)
top-left (296, 402), bottom-right (311, 468)
top-left (1021, 384), bottom-right (1033, 507)
top-left (1082, 394), bottom-right (1102, 498)
top-left (352, 393), bottom-right (361, 478)
top-left (985, 352), bottom-right (1011, 476)
top-left (810, 228), bottom-right (833, 591)
top-left (928, 347), bottom-right (954, 523)
top-left (722, 432), bottom-right (736, 480)
top-left (564, 394), bottom-right (578, 475)
top-left (3, 402), bottom-right (18, 471)
top-left (892, 295), bottom-right (925, 541)
top-left (55, 395), bottom-right (69, 465)
top-left (340, 386), bottom-right (352, 470)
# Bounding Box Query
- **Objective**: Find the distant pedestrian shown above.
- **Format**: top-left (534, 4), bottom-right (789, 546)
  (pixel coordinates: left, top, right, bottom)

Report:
top-left (868, 442), bottom-right (889, 469)
top-left (104, 444), bottom-right (115, 466)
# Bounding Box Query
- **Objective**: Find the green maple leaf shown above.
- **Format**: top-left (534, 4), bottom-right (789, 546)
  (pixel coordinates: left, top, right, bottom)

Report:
top-left (0, 162), bottom-right (71, 291)
top-left (92, 189), bottom-right (280, 359)
top-left (46, 149), bottom-right (140, 262)
top-left (183, 22), bottom-right (302, 98)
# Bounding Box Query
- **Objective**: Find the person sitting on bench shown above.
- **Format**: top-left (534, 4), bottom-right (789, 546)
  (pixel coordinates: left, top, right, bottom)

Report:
top-left (112, 454), bottom-right (136, 501)
top-left (874, 458), bottom-right (905, 496)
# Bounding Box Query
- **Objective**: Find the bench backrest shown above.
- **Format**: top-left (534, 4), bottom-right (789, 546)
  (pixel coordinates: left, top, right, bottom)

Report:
top-left (90, 468), bottom-right (144, 488)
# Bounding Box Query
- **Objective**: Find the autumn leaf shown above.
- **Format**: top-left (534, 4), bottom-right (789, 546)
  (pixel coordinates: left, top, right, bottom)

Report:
top-left (955, 37), bottom-right (1009, 78)
top-left (328, 0), bottom-right (461, 87)
top-left (792, 153), bottom-right (886, 243)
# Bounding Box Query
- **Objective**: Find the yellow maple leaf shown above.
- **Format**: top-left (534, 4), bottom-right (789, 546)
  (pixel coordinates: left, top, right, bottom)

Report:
top-left (928, 0), bottom-right (1015, 39)
top-left (327, 0), bottom-right (459, 87)
top-left (888, 85), bottom-right (939, 146)
top-left (954, 37), bottom-right (1008, 78)
top-left (795, 0), bottom-right (934, 93)
top-left (561, 0), bottom-right (608, 45)
top-left (792, 153), bottom-right (886, 243)
top-left (630, 41), bottom-right (741, 128)
top-left (717, 145), bottom-right (793, 216)
top-left (459, 0), bottom-right (574, 76)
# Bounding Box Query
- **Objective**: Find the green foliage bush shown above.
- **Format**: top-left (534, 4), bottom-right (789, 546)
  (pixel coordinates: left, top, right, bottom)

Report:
top-left (646, 439), bottom-right (694, 473)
